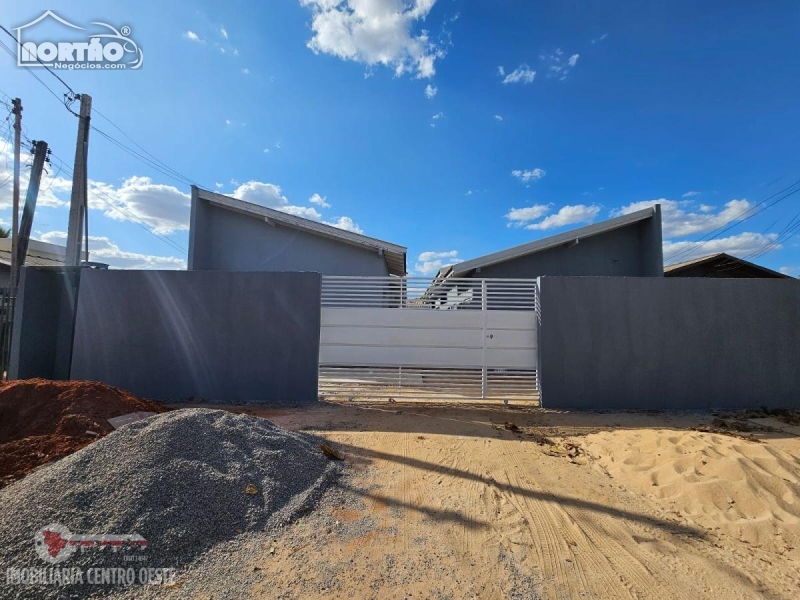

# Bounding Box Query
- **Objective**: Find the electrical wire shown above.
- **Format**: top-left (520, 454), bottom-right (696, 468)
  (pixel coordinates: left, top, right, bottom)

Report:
top-left (663, 179), bottom-right (800, 264)
top-left (0, 24), bottom-right (77, 96)
top-left (0, 39), bottom-right (77, 114)
top-left (0, 28), bottom-right (201, 189)
top-left (45, 151), bottom-right (188, 256)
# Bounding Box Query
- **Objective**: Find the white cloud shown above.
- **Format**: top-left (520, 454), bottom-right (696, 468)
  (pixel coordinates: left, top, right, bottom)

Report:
top-left (505, 204), bottom-right (550, 227)
top-left (220, 27), bottom-right (228, 40)
top-left (95, 176), bottom-right (191, 235)
top-left (511, 168), bottom-right (546, 184)
top-left (424, 84), bottom-right (437, 99)
top-left (241, 67), bottom-right (250, 75)
top-left (525, 204), bottom-right (600, 231)
top-left (183, 31), bottom-right (204, 43)
top-left (215, 182), bottom-right (224, 189)
top-left (328, 216), bottom-right (363, 234)
top-left (780, 266), bottom-right (799, 278)
top-left (0, 140), bottom-right (70, 209)
top-left (615, 198), bottom-right (753, 238)
top-left (541, 48), bottom-right (579, 80)
top-left (497, 66), bottom-right (505, 76)
top-left (494, 115), bottom-right (503, 121)
top-left (300, 0), bottom-right (446, 79)
top-left (309, 193), bottom-right (331, 208)
top-left (38, 231), bottom-right (186, 270)
top-left (415, 250), bottom-right (461, 275)
top-left (591, 33), bottom-right (608, 44)
top-left (232, 181), bottom-right (362, 232)
top-left (263, 148), bottom-right (270, 154)
top-left (682, 190), bottom-right (700, 198)
top-left (282, 205), bottom-right (325, 220)
top-left (1, 142), bottom-right (192, 237)
top-left (225, 119), bottom-right (232, 125)
top-left (501, 64), bottom-right (536, 85)
top-left (664, 232), bottom-right (780, 263)
top-left (232, 181), bottom-right (290, 208)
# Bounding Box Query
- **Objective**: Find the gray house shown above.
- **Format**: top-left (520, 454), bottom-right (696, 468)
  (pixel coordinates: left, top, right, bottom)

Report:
top-left (435, 205), bottom-right (663, 281)
top-left (665, 253), bottom-right (792, 279)
top-left (188, 186), bottom-right (406, 276)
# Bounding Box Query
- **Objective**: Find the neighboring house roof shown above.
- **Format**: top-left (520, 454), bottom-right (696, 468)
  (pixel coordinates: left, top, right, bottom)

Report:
top-left (0, 238), bottom-right (87, 269)
top-left (664, 253), bottom-right (792, 278)
top-left (437, 206), bottom-right (659, 279)
top-left (194, 187), bottom-right (407, 276)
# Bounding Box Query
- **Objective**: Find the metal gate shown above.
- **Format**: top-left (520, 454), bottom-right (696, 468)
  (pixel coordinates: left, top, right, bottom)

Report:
top-left (319, 277), bottom-right (539, 401)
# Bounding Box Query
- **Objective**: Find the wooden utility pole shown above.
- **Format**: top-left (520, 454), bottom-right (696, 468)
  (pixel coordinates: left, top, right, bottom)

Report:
top-left (65, 94), bottom-right (91, 267)
top-left (15, 140), bottom-right (49, 275)
top-left (9, 98), bottom-right (21, 290)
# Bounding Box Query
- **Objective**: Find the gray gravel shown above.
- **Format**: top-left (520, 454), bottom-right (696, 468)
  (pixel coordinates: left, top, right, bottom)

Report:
top-left (0, 408), bottom-right (341, 600)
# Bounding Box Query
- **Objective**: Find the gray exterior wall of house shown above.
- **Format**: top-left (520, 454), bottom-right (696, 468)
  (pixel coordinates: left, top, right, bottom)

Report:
top-left (188, 195), bottom-right (389, 276)
top-left (538, 276), bottom-right (800, 409)
top-left (69, 270), bottom-right (322, 404)
top-left (472, 218), bottom-right (663, 279)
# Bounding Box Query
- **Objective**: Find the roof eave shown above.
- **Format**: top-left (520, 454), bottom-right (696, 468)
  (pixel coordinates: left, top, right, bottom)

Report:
top-left (448, 206), bottom-right (657, 277)
top-left (195, 186), bottom-right (407, 276)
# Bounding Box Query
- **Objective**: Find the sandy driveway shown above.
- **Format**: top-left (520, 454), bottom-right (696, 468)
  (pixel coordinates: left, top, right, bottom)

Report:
top-left (158, 401), bottom-right (800, 600)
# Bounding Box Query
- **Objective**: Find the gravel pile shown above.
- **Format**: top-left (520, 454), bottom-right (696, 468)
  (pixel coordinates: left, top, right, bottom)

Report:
top-left (0, 408), bottom-right (341, 599)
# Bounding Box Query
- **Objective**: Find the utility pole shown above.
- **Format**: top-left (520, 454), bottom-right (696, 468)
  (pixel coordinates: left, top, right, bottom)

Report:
top-left (65, 94), bottom-right (91, 267)
top-left (9, 98), bottom-right (21, 290)
top-left (15, 140), bottom-right (49, 276)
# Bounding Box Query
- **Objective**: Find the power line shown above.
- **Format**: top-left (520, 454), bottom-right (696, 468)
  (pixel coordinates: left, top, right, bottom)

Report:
top-left (743, 212), bottom-right (800, 260)
top-left (0, 39), bottom-right (78, 115)
top-left (0, 33), bottom-right (204, 190)
top-left (92, 108), bottom-right (203, 188)
top-left (90, 125), bottom-right (198, 188)
top-left (46, 151), bottom-right (188, 256)
top-left (663, 178), bottom-right (800, 264)
top-left (0, 24), bottom-right (77, 96)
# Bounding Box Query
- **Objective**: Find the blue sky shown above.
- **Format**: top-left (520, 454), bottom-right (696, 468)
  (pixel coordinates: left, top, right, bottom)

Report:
top-left (1, 0), bottom-right (799, 276)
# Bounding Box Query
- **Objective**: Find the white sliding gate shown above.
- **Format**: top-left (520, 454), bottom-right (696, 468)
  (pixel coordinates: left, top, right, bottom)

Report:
top-left (319, 277), bottom-right (539, 401)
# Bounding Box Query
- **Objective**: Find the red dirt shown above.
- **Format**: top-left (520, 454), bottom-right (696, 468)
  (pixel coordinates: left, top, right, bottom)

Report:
top-left (0, 379), bottom-right (166, 487)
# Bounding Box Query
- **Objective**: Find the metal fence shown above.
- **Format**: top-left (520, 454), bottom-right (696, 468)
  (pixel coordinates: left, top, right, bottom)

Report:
top-left (321, 276), bottom-right (539, 311)
top-left (319, 276), bottom-right (540, 402)
top-left (0, 287), bottom-right (16, 379)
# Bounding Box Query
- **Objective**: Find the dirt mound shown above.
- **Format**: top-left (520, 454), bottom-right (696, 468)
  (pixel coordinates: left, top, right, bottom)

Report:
top-left (0, 379), bottom-right (165, 486)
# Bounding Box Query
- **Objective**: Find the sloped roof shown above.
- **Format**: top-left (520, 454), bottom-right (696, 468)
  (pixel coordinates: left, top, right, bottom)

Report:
top-left (437, 206), bottom-right (658, 279)
top-left (0, 239), bottom-right (87, 269)
top-left (665, 253), bottom-right (791, 278)
top-left (194, 187), bottom-right (407, 276)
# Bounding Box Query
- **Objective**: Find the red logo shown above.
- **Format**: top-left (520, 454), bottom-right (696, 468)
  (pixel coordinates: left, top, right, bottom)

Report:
top-left (34, 523), bottom-right (148, 564)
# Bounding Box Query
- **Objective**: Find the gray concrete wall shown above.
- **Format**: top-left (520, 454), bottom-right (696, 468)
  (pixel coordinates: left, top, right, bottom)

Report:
top-left (538, 276), bottom-right (800, 409)
top-left (478, 218), bottom-right (663, 279)
top-left (189, 195), bottom-right (389, 276)
top-left (9, 266), bottom-right (82, 380)
top-left (70, 270), bottom-right (321, 404)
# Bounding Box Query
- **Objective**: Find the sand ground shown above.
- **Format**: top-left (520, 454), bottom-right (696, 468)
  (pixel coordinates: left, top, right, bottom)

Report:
top-left (172, 400), bottom-right (800, 599)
